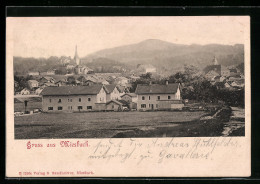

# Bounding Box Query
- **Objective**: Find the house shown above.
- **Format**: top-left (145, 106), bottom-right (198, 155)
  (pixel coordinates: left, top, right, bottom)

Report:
top-left (205, 70), bottom-right (220, 80)
top-left (224, 82), bottom-right (231, 88)
top-left (28, 71), bottom-right (40, 76)
top-left (66, 64), bottom-right (75, 70)
top-left (46, 69), bottom-right (56, 75)
top-left (137, 64), bottom-right (156, 73)
top-left (28, 80), bottom-right (39, 89)
top-left (106, 100), bottom-right (124, 111)
top-left (14, 81), bottom-right (19, 88)
top-left (40, 84), bottom-right (107, 112)
top-left (120, 93), bottom-right (137, 103)
top-left (40, 76), bottom-right (55, 84)
top-left (230, 80), bottom-right (244, 88)
top-left (20, 88), bottom-right (30, 95)
top-left (203, 57), bottom-right (230, 77)
top-left (214, 76), bottom-right (226, 82)
top-left (114, 77), bottom-right (129, 87)
top-left (104, 84), bottom-right (125, 101)
top-left (135, 81), bottom-right (183, 111)
top-left (35, 87), bottom-right (44, 95)
top-left (55, 79), bottom-right (67, 86)
top-left (41, 82), bottom-right (57, 87)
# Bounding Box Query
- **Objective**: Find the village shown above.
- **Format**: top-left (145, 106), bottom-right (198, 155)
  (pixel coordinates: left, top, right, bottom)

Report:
top-left (13, 45), bottom-right (245, 138)
top-left (14, 46), bottom-right (244, 113)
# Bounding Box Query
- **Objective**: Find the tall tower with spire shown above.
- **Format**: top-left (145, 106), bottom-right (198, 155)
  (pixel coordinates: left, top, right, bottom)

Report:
top-left (212, 56), bottom-right (218, 65)
top-left (74, 45), bottom-right (80, 65)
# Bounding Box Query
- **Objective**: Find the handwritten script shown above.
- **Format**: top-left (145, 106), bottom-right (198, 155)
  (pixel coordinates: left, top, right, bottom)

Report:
top-left (88, 137), bottom-right (240, 165)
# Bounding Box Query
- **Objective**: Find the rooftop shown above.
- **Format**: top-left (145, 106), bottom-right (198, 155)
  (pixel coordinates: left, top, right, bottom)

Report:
top-left (135, 83), bottom-right (179, 94)
top-left (40, 85), bottom-right (104, 96)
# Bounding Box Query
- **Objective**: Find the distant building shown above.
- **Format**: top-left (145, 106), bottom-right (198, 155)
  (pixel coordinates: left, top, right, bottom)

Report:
top-left (35, 87), bottom-right (44, 95)
top-left (66, 64), bottom-right (75, 70)
top-left (28, 80), bottom-right (39, 89)
top-left (114, 77), bottom-right (129, 87)
top-left (135, 81), bottom-right (183, 111)
top-left (40, 76), bottom-right (55, 84)
top-left (20, 88), bottom-right (30, 95)
top-left (73, 46), bottom-right (94, 75)
top-left (106, 100), bottom-right (124, 111)
top-left (121, 93), bottom-right (137, 103)
top-left (204, 56), bottom-right (231, 79)
top-left (40, 85), bottom-right (107, 112)
top-left (137, 64), bottom-right (156, 73)
top-left (55, 79), bottom-right (67, 87)
top-left (28, 71), bottom-right (40, 76)
top-left (205, 70), bottom-right (220, 80)
top-left (104, 84), bottom-right (125, 101)
top-left (46, 69), bottom-right (55, 75)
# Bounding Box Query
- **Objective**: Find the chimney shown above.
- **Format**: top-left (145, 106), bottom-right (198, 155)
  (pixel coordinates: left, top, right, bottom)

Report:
top-left (166, 80), bottom-right (169, 85)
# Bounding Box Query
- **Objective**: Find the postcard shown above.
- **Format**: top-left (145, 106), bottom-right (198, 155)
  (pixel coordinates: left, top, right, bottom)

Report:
top-left (6, 16), bottom-right (250, 177)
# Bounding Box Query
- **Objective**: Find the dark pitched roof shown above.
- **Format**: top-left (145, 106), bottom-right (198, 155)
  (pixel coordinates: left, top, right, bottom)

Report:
top-left (121, 93), bottom-right (137, 97)
top-left (40, 85), bottom-right (104, 96)
top-left (116, 85), bottom-right (126, 93)
top-left (104, 84), bottom-right (117, 93)
top-left (135, 83), bottom-right (179, 94)
top-left (106, 99), bottom-right (123, 105)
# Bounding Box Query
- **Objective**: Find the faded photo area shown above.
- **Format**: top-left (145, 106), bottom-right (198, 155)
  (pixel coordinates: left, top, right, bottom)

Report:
top-left (13, 17), bottom-right (246, 139)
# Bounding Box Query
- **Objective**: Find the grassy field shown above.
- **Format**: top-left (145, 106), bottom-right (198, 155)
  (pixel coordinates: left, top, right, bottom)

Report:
top-left (14, 111), bottom-right (209, 139)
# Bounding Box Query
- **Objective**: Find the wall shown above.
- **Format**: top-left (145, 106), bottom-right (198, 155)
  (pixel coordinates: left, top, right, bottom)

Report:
top-left (106, 102), bottom-right (122, 111)
top-left (96, 87), bottom-right (107, 103)
top-left (42, 94), bottom-right (98, 112)
top-left (106, 87), bottom-right (122, 101)
top-left (137, 93), bottom-right (177, 110)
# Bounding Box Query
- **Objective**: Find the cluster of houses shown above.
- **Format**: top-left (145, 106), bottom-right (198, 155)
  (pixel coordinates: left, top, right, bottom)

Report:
top-left (40, 81), bottom-right (182, 112)
top-left (15, 73), bottom-right (134, 96)
top-left (204, 56), bottom-right (244, 89)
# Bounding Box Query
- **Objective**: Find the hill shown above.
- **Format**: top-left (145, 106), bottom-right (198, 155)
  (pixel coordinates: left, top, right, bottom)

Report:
top-left (83, 39), bottom-right (244, 73)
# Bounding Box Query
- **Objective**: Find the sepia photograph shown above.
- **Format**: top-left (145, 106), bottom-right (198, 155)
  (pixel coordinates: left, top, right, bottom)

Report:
top-left (12, 17), bottom-right (246, 139)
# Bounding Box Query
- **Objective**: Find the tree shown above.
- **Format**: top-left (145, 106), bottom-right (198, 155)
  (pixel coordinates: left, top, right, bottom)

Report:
top-left (67, 76), bottom-right (76, 85)
top-left (140, 72), bottom-right (152, 80)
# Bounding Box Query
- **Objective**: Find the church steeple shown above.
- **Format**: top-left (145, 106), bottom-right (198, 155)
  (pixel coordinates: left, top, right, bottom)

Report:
top-left (212, 56), bottom-right (218, 65)
top-left (74, 45), bottom-right (80, 65)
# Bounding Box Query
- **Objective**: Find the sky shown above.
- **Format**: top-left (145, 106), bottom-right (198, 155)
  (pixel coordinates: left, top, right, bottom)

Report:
top-left (8, 16), bottom-right (249, 58)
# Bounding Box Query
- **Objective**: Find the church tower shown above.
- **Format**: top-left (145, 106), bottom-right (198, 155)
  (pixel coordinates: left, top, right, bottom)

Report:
top-left (74, 45), bottom-right (80, 65)
top-left (212, 56), bottom-right (218, 65)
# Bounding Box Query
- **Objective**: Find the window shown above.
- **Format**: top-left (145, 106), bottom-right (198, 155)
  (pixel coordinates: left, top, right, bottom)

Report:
top-left (58, 106), bottom-right (63, 110)
top-left (68, 99), bottom-right (72, 102)
top-left (49, 99), bottom-right (52, 103)
top-left (168, 96), bottom-right (171, 100)
top-left (68, 106), bottom-right (72, 110)
top-left (149, 104), bottom-right (151, 108)
top-left (141, 104), bottom-right (146, 108)
top-left (157, 96), bottom-right (160, 100)
top-left (142, 96), bottom-right (145, 100)
top-left (112, 104), bottom-right (114, 109)
top-left (87, 106), bottom-right (92, 110)
top-left (88, 98), bottom-right (91, 102)
top-left (48, 107), bottom-right (53, 110)
top-left (78, 106), bottom-right (83, 110)
top-left (58, 99), bottom-right (62, 103)
top-left (149, 96), bottom-right (151, 100)
top-left (79, 98), bottom-right (81, 102)
top-left (156, 104), bottom-right (159, 108)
